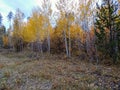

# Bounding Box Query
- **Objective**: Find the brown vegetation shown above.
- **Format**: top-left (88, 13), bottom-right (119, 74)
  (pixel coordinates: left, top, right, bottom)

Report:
top-left (0, 50), bottom-right (120, 90)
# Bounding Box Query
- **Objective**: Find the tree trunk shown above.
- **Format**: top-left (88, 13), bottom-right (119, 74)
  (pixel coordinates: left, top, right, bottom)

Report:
top-left (114, 32), bottom-right (118, 63)
top-left (47, 29), bottom-right (50, 54)
top-left (68, 26), bottom-right (71, 57)
top-left (64, 30), bottom-right (69, 57)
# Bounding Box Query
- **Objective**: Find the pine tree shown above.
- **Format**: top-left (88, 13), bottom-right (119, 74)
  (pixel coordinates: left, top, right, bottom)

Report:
top-left (7, 11), bottom-right (13, 29)
top-left (95, 0), bottom-right (120, 63)
top-left (0, 13), bottom-right (2, 25)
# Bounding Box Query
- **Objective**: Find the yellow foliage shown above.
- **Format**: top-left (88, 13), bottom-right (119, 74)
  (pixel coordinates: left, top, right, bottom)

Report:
top-left (21, 24), bottom-right (36, 42)
top-left (70, 24), bottom-right (86, 42)
top-left (19, 9), bottom-right (53, 43)
top-left (3, 35), bottom-right (8, 47)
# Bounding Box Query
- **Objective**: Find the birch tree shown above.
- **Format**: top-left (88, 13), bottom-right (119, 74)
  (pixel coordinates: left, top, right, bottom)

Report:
top-left (13, 9), bottom-right (24, 52)
top-left (56, 0), bottom-right (75, 57)
top-left (77, 0), bottom-right (96, 61)
top-left (7, 11), bottom-right (13, 48)
top-left (41, 0), bottom-right (52, 54)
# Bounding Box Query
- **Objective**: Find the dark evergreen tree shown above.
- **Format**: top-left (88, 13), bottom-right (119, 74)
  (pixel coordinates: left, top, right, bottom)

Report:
top-left (95, 0), bottom-right (120, 63)
top-left (7, 11), bottom-right (13, 29)
top-left (0, 25), bottom-right (6, 47)
top-left (0, 13), bottom-right (2, 25)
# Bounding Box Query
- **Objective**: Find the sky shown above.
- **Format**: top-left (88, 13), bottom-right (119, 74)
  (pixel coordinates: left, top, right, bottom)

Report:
top-left (0, 0), bottom-right (57, 29)
top-left (0, 0), bottom-right (102, 30)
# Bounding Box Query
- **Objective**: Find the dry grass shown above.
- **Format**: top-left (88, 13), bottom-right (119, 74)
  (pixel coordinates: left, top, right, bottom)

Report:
top-left (0, 50), bottom-right (120, 90)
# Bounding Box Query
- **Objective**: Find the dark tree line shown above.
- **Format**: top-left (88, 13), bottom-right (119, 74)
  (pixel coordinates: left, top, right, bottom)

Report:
top-left (95, 0), bottom-right (120, 63)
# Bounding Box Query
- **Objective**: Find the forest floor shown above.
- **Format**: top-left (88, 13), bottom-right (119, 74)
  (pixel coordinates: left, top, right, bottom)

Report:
top-left (0, 50), bottom-right (120, 90)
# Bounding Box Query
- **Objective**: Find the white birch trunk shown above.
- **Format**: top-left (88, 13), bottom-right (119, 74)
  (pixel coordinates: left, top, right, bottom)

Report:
top-left (64, 30), bottom-right (69, 57)
top-left (68, 26), bottom-right (71, 57)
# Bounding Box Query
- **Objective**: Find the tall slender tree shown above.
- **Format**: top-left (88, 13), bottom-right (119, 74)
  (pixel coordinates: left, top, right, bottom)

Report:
top-left (7, 11), bottom-right (13, 48)
top-left (41, 0), bottom-right (52, 54)
top-left (0, 13), bottom-right (2, 25)
top-left (13, 9), bottom-right (24, 52)
top-left (7, 11), bottom-right (13, 29)
top-left (77, 0), bottom-right (95, 61)
top-left (56, 0), bottom-right (75, 57)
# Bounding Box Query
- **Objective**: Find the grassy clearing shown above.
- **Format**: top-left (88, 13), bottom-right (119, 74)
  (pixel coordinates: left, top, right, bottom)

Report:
top-left (0, 51), bottom-right (120, 90)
